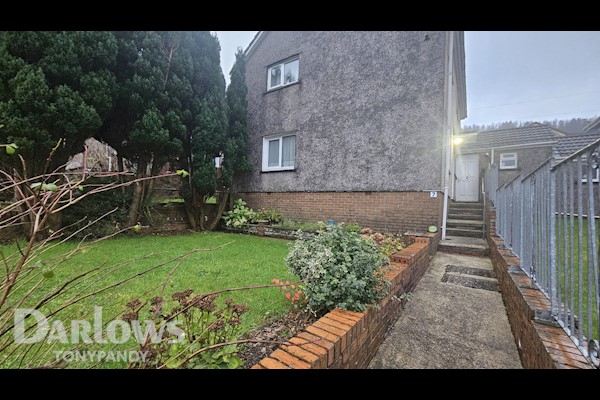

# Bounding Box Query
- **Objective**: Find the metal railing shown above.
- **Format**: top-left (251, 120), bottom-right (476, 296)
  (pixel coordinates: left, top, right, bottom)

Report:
top-left (484, 162), bottom-right (498, 205)
top-left (490, 140), bottom-right (600, 368)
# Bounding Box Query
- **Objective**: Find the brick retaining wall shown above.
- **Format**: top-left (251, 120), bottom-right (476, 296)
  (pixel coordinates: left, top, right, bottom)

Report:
top-left (251, 235), bottom-right (432, 369)
top-left (237, 191), bottom-right (443, 234)
top-left (485, 207), bottom-right (593, 369)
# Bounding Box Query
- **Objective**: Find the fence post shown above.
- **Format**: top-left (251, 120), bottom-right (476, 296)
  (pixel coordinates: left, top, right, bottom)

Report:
top-left (549, 166), bottom-right (558, 316)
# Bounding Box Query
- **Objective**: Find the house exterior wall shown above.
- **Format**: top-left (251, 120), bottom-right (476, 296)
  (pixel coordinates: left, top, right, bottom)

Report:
top-left (237, 31), bottom-right (465, 233)
top-left (240, 31), bottom-right (448, 193)
top-left (495, 146), bottom-right (553, 186)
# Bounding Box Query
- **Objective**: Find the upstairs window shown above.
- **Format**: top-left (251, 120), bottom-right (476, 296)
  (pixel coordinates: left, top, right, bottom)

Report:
top-left (262, 134), bottom-right (296, 171)
top-left (499, 153), bottom-right (517, 170)
top-left (267, 58), bottom-right (299, 90)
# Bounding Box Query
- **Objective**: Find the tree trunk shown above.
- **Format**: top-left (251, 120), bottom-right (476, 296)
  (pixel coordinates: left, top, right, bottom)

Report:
top-left (117, 154), bottom-right (125, 194)
top-left (184, 202), bottom-right (197, 230)
top-left (204, 191), bottom-right (229, 231)
top-left (127, 159), bottom-right (147, 227)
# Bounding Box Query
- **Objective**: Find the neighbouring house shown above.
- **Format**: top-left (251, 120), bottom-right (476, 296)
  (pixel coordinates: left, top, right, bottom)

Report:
top-left (235, 31), bottom-right (467, 234)
top-left (458, 122), bottom-right (600, 214)
top-left (455, 123), bottom-right (566, 193)
top-left (66, 137), bottom-right (119, 172)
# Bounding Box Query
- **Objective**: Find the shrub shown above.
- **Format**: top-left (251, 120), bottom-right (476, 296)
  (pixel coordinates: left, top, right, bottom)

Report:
top-left (271, 278), bottom-right (306, 312)
top-left (286, 224), bottom-right (389, 315)
top-left (222, 199), bottom-right (256, 228)
top-left (253, 208), bottom-right (282, 224)
top-left (125, 290), bottom-right (248, 369)
top-left (61, 177), bottom-right (131, 238)
top-left (361, 228), bottom-right (404, 257)
top-left (344, 223), bottom-right (362, 233)
top-left (275, 219), bottom-right (325, 232)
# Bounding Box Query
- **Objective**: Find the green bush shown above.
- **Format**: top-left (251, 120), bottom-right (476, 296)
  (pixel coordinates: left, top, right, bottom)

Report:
top-left (275, 219), bottom-right (325, 232)
top-left (61, 177), bottom-right (130, 238)
top-left (253, 208), bottom-right (282, 224)
top-left (285, 224), bottom-right (389, 315)
top-left (222, 199), bottom-right (257, 228)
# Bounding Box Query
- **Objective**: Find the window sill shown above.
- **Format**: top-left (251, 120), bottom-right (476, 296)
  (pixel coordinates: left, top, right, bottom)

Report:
top-left (264, 80), bottom-right (301, 94)
top-left (261, 168), bottom-right (296, 173)
top-left (499, 167), bottom-right (518, 170)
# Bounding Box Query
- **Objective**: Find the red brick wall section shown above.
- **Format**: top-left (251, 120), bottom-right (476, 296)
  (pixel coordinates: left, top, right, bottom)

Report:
top-left (485, 208), bottom-right (593, 369)
top-left (237, 192), bottom-right (443, 234)
top-left (251, 237), bottom-right (432, 369)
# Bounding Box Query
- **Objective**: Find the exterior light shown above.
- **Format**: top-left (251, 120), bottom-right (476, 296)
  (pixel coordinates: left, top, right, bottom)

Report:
top-left (453, 137), bottom-right (463, 145)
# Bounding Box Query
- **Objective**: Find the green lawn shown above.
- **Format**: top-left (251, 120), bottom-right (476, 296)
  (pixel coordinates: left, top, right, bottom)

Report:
top-left (554, 217), bottom-right (599, 341)
top-left (1, 232), bottom-right (295, 368)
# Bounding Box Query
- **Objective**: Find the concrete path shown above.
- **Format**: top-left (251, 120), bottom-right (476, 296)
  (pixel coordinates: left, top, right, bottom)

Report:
top-left (369, 252), bottom-right (522, 369)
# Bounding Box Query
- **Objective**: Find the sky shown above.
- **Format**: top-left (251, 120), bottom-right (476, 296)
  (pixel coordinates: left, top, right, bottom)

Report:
top-left (216, 31), bottom-right (600, 127)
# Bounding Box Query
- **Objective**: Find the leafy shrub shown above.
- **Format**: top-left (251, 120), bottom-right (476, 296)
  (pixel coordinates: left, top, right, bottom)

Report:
top-left (275, 219), bottom-right (325, 231)
top-left (61, 177), bottom-right (131, 238)
top-left (272, 278), bottom-right (306, 312)
top-left (361, 228), bottom-right (405, 257)
top-left (125, 290), bottom-right (248, 369)
top-left (286, 224), bottom-right (389, 315)
top-left (344, 223), bottom-right (362, 233)
top-left (253, 208), bottom-right (282, 224)
top-left (222, 199), bottom-right (257, 228)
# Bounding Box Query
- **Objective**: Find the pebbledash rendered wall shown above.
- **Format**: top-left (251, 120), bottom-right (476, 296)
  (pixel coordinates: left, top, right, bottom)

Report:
top-left (237, 31), bottom-right (462, 234)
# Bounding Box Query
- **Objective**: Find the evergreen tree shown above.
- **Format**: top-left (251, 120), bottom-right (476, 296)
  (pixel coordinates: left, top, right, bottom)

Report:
top-left (179, 32), bottom-right (228, 230)
top-left (0, 31), bottom-right (117, 175)
top-left (223, 49), bottom-right (250, 188)
top-left (100, 31), bottom-right (189, 227)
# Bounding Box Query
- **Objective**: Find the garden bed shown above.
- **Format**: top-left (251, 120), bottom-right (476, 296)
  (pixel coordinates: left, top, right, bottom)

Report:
top-left (239, 311), bottom-right (317, 368)
top-left (224, 224), bottom-right (319, 240)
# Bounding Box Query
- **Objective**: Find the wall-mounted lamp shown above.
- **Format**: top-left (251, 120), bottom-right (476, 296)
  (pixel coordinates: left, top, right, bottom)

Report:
top-left (453, 137), bottom-right (464, 145)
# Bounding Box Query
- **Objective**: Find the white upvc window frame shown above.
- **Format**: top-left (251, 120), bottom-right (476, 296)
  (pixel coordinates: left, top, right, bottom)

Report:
top-left (499, 152), bottom-right (518, 170)
top-left (262, 134), bottom-right (296, 172)
top-left (580, 155), bottom-right (600, 183)
top-left (267, 57), bottom-right (299, 91)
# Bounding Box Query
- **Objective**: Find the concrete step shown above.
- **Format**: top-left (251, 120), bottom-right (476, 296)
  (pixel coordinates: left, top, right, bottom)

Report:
top-left (449, 202), bottom-right (483, 209)
top-left (449, 206), bottom-right (483, 212)
top-left (441, 271), bottom-right (499, 292)
top-left (446, 227), bottom-right (484, 238)
top-left (447, 219), bottom-right (484, 230)
top-left (448, 207), bottom-right (484, 215)
top-left (448, 213), bottom-right (483, 220)
top-left (438, 235), bottom-right (489, 257)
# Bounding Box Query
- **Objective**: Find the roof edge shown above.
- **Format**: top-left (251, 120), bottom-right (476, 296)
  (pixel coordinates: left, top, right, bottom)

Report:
top-left (583, 116), bottom-right (600, 132)
top-left (244, 31), bottom-right (265, 59)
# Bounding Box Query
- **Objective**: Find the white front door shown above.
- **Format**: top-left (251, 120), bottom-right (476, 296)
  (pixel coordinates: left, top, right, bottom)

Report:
top-left (455, 154), bottom-right (479, 202)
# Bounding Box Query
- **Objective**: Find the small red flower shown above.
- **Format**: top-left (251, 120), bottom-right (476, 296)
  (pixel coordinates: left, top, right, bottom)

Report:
top-left (285, 292), bottom-right (291, 300)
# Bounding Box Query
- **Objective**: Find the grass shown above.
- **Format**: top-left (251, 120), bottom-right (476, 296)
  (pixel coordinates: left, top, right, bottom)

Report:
top-left (154, 198), bottom-right (185, 204)
top-left (154, 196), bottom-right (216, 204)
top-left (1, 232), bottom-right (295, 368)
top-left (553, 217), bottom-right (599, 342)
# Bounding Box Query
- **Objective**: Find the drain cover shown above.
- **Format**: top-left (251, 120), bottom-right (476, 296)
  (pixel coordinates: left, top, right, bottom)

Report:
top-left (441, 265), bottom-right (499, 292)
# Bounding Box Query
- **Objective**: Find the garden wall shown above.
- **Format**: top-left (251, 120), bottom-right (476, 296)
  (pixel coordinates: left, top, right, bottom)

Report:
top-left (237, 191), bottom-right (443, 234)
top-left (485, 207), bottom-right (593, 369)
top-left (251, 235), bottom-right (433, 369)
